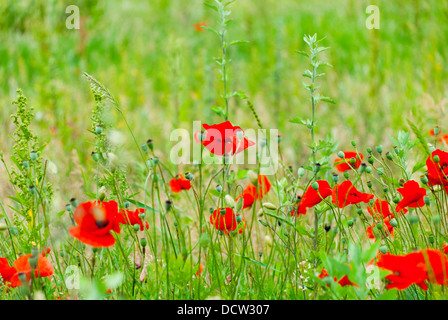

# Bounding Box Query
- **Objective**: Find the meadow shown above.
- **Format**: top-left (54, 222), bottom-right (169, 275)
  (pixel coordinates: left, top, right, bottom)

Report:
top-left (0, 0), bottom-right (448, 300)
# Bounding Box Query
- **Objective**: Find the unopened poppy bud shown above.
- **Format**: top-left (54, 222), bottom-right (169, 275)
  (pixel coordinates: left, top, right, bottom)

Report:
top-left (216, 185), bottom-right (223, 193)
top-left (133, 224), bottom-right (140, 232)
top-left (424, 196), bottom-right (430, 206)
top-left (379, 245), bottom-right (388, 254)
top-left (408, 216), bottom-right (419, 224)
top-left (314, 163), bottom-right (321, 173)
top-left (218, 230), bottom-right (224, 236)
top-left (311, 181), bottom-right (319, 190)
top-left (138, 212), bottom-right (145, 220)
top-left (392, 197), bottom-right (400, 204)
top-left (369, 199), bottom-right (374, 206)
top-left (236, 214), bottom-right (242, 223)
top-left (399, 179), bottom-right (405, 186)
top-left (30, 150), bottom-right (38, 161)
top-left (337, 151), bottom-right (345, 158)
top-left (225, 195), bottom-right (235, 208)
top-left (389, 218), bottom-right (398, 227)
top-left (356, 208), bottom-right (363, 215)
top-left (22, 160), bottom-right (29, 169)
top-left (265, 235), bottom-right (273, 246)
top-left (220, 208), bottom-right (226, 216)
top-left (343, 171), bottom-right (349, 179)
top-left (434, 127), bottom-right (440, 135)
top-left (277, 135), bottom-right (282, 143)
top-left (434, 155), bottom-right (440, 163)
top-left (209, 207), bottom-right (214, 214)
top-left (146, 139), bottom-right (154, 151)
top-left (165, 200), bottom-right (172, 212)
top-left (91, 151), bottom-right (99, 162)
top-left (347, 219), bottom-right (354, 227)
top-left (29, 185), bottom-right (36, 194)
top-left (420, 175), bottom-right (428, 185)
top-left (367, 181), bottom-right (372, 188)
top-left (70, 198), bottom-right (79, 209)
top-left (140, 238), bottom-right (147, 247)
top-left (124, 200), bottom-right (130, 209)
top-left (332, 173), bottom-right (339, 183)
top-left (351, 141), bottom-right (356, 147)
top-left (173, 221), bottom-right (178, 227)
top-left (262, 202), bottom-right (277, 210)
top-left (376, 222), bottom-right (383, 230)
top-left (367, 156), bottom-right (374, 164)
top-left (98, 186), bottom-right (107, 201)
top-left (350, 157), bottom-right (356, 165)
top-left (359, 163), bottom-right (367, 174)
top-left (366, 166), bottom-right (372, 174)
top-left (18, 272), bottom-right (27, 284)
top-left (141, 143), bottom-right (148, 152)
top-left (258, 219), bottom-right (268, 227)
top-left (386, 152), bottom-right (393, 160)
top-left (324, 223), bottom-right (331, 232)
top-left (65, 204), bottom-right (72, 212)
top-left (247, 170), bottom-right (258, 185)
top-left (152, 157), bottom-right (159, 165)
top-left (428, 235), bottom-right (435, 244)
top-left (235, 197), bottom-right (243, 212)
top-left (376, 145), bottom-right (383, 154)
top-left (151, 173), bottom-right (159, 183)
top-left (95, 125), bottom-right (103, 135)
top-left (366, 147), bottom-right (372, 154)
top-left (297, 167), bottom-right (305, 178)
top-left (185, 172), bottom-right (194, 181)
top-left (383, 186), bottom-right (389, 193)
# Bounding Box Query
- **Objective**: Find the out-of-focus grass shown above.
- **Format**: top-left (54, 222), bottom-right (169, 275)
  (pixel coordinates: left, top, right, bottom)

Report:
top-left (0, 0), bottom-right (447, 171)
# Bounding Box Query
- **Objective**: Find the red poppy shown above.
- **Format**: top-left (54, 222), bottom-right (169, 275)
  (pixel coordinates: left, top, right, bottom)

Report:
top-left (0, 250), bottom-right (54, 288)
top-left (235, 175), bottom-right (271, 209)
top-left (169, 174), bottom-right (191, 193)
top-left (116, 208), bottom-right (149, 231)
top-left (292, 180), bottom-right (332, 216)
top-left (332, 181), bottom-right (374, 208)
top-left (210, 207), bottom-right (237, 233)
top-left (443, 244), bottom-right (448, 255)
top-left (396, 180), bottom-right (426, 213)
top-left (366, 216), bottom-right (394, 239)
top-left (334, 151), bottom-right (363, 172)
top-left (194, 22), bottom-right (207, 32)
top-left (69, 200), bottom-right (121, 248)
top-left (376, 249), bottom-right (448, 290)
top-left (195, 121), bottom-right (255, 156)
top-left (318, 269), bottom-right (356, 287)
top-left (426, 149), bottom-right (448, 187)
top-left (237, 218), bottom-right (247, 234)
top-left (195, 264), bottom-right (204, 277)
top-left (367, 199), bottom-right (406, 219)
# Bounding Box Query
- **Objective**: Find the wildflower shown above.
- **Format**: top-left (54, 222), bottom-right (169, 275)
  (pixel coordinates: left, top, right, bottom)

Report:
top-left (332, 181), bottom-right (374, 208)
top-left (292, 180), bottom-right (332, 215)
top-left (366, 216), bottom-right (394, 239)
top-left (367, 199), bottom-right (407, 219)
top-left (235, 175), bottom-right (271, 209)
top-left (210, 207), bottom-right (237, 234)
top-left (334, 151), bottom-right (363, 172)
top-left (194, 121), bottom-right (255, 156)
top-left (194, 22), bottom-right (207, 32)
top-left (426, 149), bottom-right (448, 187)
top-left (69, 200), bottom-right (121, 247)
top-left (116, 208), bottom-right (148, 231)
top-left (169, 174), bottom-right (192, 193)
top-left (395, 180), bottom-right (426, 213)
top-left (318, 269), bottom-right (356, 287)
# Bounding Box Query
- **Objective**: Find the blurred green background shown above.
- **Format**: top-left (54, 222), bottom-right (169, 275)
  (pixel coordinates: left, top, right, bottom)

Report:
top-left (1, 0), bottom-right (447, 171)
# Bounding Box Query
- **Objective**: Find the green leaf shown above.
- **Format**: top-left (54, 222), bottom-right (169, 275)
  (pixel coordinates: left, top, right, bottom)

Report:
top-left (237, 254), bottom-right (282, 272)
top-left (124, 199), bottom-right (159, 213)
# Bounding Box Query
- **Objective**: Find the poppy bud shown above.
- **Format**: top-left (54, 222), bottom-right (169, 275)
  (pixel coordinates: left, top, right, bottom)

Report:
top-left (152, 157), bottom-right (159, 165)
top-left (141, 143), bottom-right (148, 153)
top-left (434, 155), bottom-right (440, 163)
top-left (236, 214), bottom-right (242, 223)
top-left (248, 170), bottom-right (258, 185)
top-left (428, 235), bottom-right (435, 244)
top-left (216, 185), bottom-right (223, 193)
top-left (311, 181), bottom-right (319, 190)
top-left (367, 156), bottom-right (374, 164)
top-left (350, 157), bottom-right (356, 165)
top-left (377, 168), bottom-right (384, 176)
top-left (95, 125), bottom-right (103, 135)
top-left (139, 212), bottom-right (145, 220)
top-left (263, 202), bottom-right (277, 210)
top-left (314, 163), bottom-right (321, 173)
top-left (356, 208), bottom-right (363, 215)
top-left (379, 245), bottom-right (388, 254)
top-left (225, 195), bottom-right (235, 208)
top-left (220, 208), bottom-right (226, 216)
top-left (66, 203), bottom-right (72, 212)
top-left (265, 235), bottom-right (273, 247)
top-left (165, 200), bottom-right (172, 212)
top-left (146, 139), bottom-right (154, 151)
top-left (70, 198), bottom-right (79, 209)
top-left (18, 272), bottom-right (27, 284)
top-left (383, 186), bottom-right (389, 193)
top-left (277, 135), bottom-right (282, 143)
top-left (386, 152), bottom-right (393, 160)
top-left (420, 175), bottom-right (428, 185)
top-left (29, 185), bottom-right (36, 194)
top-left (367, 181), bottom-right (372, 188)
top-left (173, 221), bottom-right (178, 227)
top-left (258, 219), bottom-right (268, 227)
top-left (434, 127), bottom-right (440, 135)
top-left (332, 173), bottom-right (339, 183)
top-left (359, 163), bottom-right (366, 174)
top-left (376, 145), bottom-right (383, 154)
top-left (297, 167), bottom-right (305, 178)
top-left (399, 178), bottom-right (405, 186)
top-left (366, 166), bottom-right (372, 174)
top-left (337, 151), bottom-right (345, 158)
top-left (369, 199), bottom-right (374, 206)
top-left (209, 207), bottom-right (214, 214)
top-left (91, 151), bottom-right (99, 162)
top-left (351, 141), bottom-right (356, 147)
top-left (235, 197), bottom-right (243, 212)
top-left (133, 224), bottom-right (140, 232)
top-left (151, 173), bottom-right (159, 183)
top-left (22, 160), bottom-right (29, 169)
top-left (140, 238), bottom-right (147, 247)
top-left (124, 200), bottom-right (130, 209)
top-left (366, 147), bottom-right (372, 154)
top-left (218, 230), bottom-right (224, 236)
top-left (347, 219), bottom-right (354, 227)
top-left (343, 171), bottom-right (349, 179)
top-left (392, 197), bottom-right (400, 204)
top-left (98, 186), bottom-right (107, 201)
top-left (30, 150), bottom-right (38, 161)
top-left (389, 218), bottom-right (398, 227)
top-left (185, 172), bottom-right (194, 181)
top-left (424, 196), bottom-right (430, 206)
top-left (376, 222), bottom-right (383, 230)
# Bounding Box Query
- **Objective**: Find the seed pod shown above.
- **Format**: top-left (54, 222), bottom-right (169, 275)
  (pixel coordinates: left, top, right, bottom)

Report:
top-left (262, 202), bottom-right (277, 210)
top-left (225, 195), bottom-right (235, 208)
